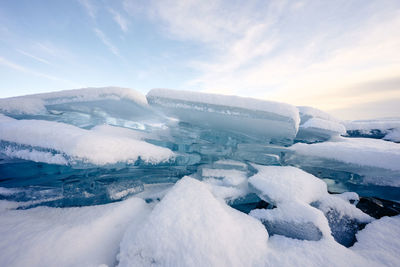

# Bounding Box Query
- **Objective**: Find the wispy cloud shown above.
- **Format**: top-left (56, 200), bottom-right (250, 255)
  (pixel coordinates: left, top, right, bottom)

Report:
top-left (78, 0), bottom-right (96, 19)
top-left (109, 8), bottom-right (129, 32)
top-left (16, 49), bottom-right (51, 65)
top-left (93, 28), bottom-right (120, 57)
top-left (0, 56), bottom-right (78, 85)
top-left (130, 0), bottom-right (400, 118)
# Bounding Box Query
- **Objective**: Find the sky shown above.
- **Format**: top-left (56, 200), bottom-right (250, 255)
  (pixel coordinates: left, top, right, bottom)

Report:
top-left (0, 0), bottom-right (399, 120)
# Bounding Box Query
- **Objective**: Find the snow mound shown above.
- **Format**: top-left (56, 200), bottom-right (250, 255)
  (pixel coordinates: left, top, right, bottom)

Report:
top-left (0, 197), bottom-right (150, 267)
top-left (118, 176), bottom-right (268, 267)
top-left (147, 88), bottom-right (300, 144)
top-left (0, 115), bottom-right (174, 166)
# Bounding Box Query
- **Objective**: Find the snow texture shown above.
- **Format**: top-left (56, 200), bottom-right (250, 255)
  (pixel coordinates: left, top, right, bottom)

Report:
top-left (351, 215), bottom-right (400, 267)
top-left (118, 177), bottom-right (269, 267)
top-left (0, 198), bottom-right (150, 267)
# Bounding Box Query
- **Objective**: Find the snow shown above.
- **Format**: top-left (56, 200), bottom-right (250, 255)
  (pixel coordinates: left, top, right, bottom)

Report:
top-left (147, 88), bottom-right (300, 143)
top-left (0, 197), bottom-right (150, 267)
top-left (296, 107), bottom-right (345, 142)
top-left (301, 117), bottom-right (346, 135)
top-left (384, 128), bottom-right (400, 142)
top-left (0, 115), bottom-right (174, 165)
top-left (344, 118), bottom-right (400, 131)
top-left (291, 137), bottom-right (400, 171)
top-left (298, 106), bottom-right (340, 123)
top-left (0, 87), bottom-right (147, 115)
top-left (248, 165), bottom-right (372, 242)
top-left (148, 88), bottom-right (300, 123)
top-left (117, 177), bottom-right (269, 267)
top-left (249, 165), bottom-right (327, 204)
top-left (352, 215), bottom-right (400, 267)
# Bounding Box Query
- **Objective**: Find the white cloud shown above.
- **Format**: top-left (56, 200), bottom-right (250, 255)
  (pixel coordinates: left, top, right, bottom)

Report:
top-left (0, 56), bottom-right (77, 86)
top-left (109, 8), bottom-right (129, 32)
top-left (130, 0), bottom-right (400, 119)
top-left (78, 0), bottom-right (96, 19)
top-left (93, 28), bottom-right (120, 57)
top-left (16, 49), bottom-right (51, 65)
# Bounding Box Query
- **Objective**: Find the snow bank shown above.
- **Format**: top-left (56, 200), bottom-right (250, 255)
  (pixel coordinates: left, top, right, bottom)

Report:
top-left (0, 198), bottom-right (150, 267)
top-left (0, 115), bottom-right (174, 165)
top-left (147, 88), bottom-right (300, 144)
top-left (118, 177), bottom-right (269, 267)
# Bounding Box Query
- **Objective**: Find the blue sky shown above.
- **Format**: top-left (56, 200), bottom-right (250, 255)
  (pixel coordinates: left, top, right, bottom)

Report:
top-left (0, 0), bottom-right (399, 119)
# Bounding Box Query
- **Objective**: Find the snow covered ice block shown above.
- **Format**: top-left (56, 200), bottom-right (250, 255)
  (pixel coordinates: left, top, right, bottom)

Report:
top-left (0, 87), bottom-right (158, 129)
top-left (248, 165), bottom-right (372, 244)
top-left (296, 106), bottom-right (345, 143)
top-left (118, 177), bottom-right (269, 267)
top-left (289, 137), bottom-right (400, 187)
top-left (344, 118), bottom-right (400, 142)
top-left (0, 115), bottom-right (174, 166)
top-left (147, 88), bottom-right (300, 145)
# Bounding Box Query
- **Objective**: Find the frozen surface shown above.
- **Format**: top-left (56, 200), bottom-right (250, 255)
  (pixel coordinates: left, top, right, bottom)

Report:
top-left (0, 197), bottom-right (150, 267)
top-left (1, 87), bottom-right (399, 266)
top-left (0, 115), bottom-right (174, 165)
top-left (118, 177), bottom-right (269, 267)
top-left (147, 88), bottom-right (300, 144)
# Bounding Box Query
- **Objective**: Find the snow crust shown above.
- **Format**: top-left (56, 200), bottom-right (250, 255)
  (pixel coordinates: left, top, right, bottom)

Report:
top-left (0, 115), bottom-right (174, 165)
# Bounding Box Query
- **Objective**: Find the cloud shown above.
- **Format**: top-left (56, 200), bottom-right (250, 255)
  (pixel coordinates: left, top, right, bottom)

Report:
top-left (93, 28), bottom-right (120, 57)
top-left (0, 56), bottom-right (77, 85)
top-left (123, 0), bottom-right (400, 118)
top-left (16, 49), bottom-right (51, 65)
top-left (109, 8), bottom-right (129, 32)
top-left (78, 0), bottom-right (96, 19)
